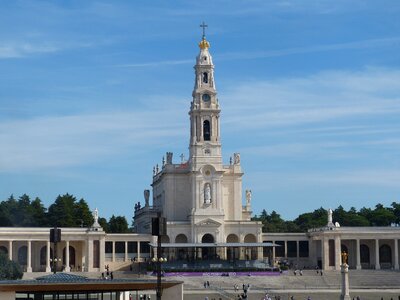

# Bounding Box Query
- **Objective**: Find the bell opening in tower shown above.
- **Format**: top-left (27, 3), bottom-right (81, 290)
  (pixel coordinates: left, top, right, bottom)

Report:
top-left (203, 72), bottom-right (208, 83)
top-left (203, 120), bottom-right (210, 141)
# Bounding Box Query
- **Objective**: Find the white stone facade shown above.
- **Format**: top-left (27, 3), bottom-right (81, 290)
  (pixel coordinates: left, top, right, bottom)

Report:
top-left (133, 34), bottom-right (262, 251)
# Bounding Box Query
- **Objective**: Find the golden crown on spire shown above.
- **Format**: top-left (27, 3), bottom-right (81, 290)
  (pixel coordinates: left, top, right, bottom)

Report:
top-left (199, 37), bottom-right (210, 50)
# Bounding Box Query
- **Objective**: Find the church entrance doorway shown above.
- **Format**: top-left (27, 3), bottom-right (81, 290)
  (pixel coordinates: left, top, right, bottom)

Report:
top-left (201, 234), bottom-right (216, 260)
top-left (226, 234), bottom-right (239, 263)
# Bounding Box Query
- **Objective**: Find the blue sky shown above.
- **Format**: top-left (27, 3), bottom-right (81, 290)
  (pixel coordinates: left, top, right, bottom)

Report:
top-left (1, 0), bottom-right (399, 222)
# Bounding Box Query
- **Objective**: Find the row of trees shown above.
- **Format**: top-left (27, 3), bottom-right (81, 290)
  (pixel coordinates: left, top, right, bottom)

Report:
top-left (2, 194), bottom-right (399, 233)
top-left (0, 194), bottom-right (129, 233)
top-left (252, 202), bottom-right (400, 233)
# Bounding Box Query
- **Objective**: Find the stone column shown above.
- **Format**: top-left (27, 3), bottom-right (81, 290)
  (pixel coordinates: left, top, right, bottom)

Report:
top-left (46, 241), bottom-right (51, 272)
top-left (125, 241), bottom-right (128, 262)
top-left (65, 241), bottom-right (70, 272)
top-left (112, 241), bottom-right (115, 262)
top-left (257, 242), bottom-right (263, 261)
top-left (340, 263), bottom-right (351, 300)
top-left (296, 240), bottom-right (300, 263)
top-left (284, 240), bottom-right (287, 258)
top-left (86, 239), bottom-right (93, 272)
top-left (100, 237), bottom-right (105, 272)
top-left (394, 239), bottom-right (399, 270)
top-left (137, 241), bottom-right (141, 261)
top-left (375, 239), bottom-right (380, 270)
top-left (335, 236), bottom-right (341, 270)
top-left (27, 240), bottom-right (32, 273)
top-left (8, 241), bottom-right (12, 261)
top-left (272, 241), bottom-right (276, 266)
top-left (308, 240), bottom-right (316, 266)
top-left (356, 239), bottom-right (361, 270)
top-left (322, 237), bottom-right (329, 270)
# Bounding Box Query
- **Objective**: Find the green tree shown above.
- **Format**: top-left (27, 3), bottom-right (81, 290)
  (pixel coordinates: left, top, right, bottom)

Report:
top-left (17, 194), bottom-right (36, 226)
top-left (332, 206), bottom-right (370, 227)
top-left (98, 217), bottom-right (109, 232)
top-left (47, 194), bottom-right (78, 227)
top-left (0, 203), bottom-right (12, 226)
top-left (108, 215), bottom-right (129, 233)
top-left (294, 207), bottom-right (327, 232)
top-left (252, 210), bottom-right (301, 233)
top-left (369, 203), bottom-right (396, 226)
top-left (391, 202), bottom-right (400, 225)
top-left (0, 253), bottom-right (23, 280)
top-left (30, 197), bottom-right (48, 226)
top-left (74, 199), bottom-right (94, 227)
top-left (2, 195), bottom-right (19, 226)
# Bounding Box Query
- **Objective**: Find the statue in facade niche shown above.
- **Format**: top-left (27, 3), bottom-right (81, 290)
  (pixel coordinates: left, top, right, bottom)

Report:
top-left (204, 183), bottom-right (211, 204)
top-left (144, 189), bottom-right (150, 207)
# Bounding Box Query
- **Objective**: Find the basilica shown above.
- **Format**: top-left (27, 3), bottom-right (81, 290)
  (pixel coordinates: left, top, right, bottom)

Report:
top-left (0, 32), bottom-right (399, 274)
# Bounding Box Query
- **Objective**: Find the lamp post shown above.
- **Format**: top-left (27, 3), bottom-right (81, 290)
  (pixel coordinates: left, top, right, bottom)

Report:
top-left (151, 256), bottom-right (167, 300)
top-left (152, 211), bottom-right (167, 300)
top-left (50, 258), bottom-right (61, 273)
top-left (50, 227), bottom-right (61, 274)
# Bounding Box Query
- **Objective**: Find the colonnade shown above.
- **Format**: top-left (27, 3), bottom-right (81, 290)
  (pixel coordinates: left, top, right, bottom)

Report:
top-left (0, 238), bottom-right (104, 273)
top-left (320, 237), bottom-right (399, 271)
top-left (108, 240), bottom-right (147, 262)
top-left (267, 239), bottom-right (309, 267)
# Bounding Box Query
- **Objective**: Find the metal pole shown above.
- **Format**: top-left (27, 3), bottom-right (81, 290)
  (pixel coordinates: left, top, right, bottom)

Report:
top-left (156, 212), bottom-right (162, 300)
top-left (53, 241), bottom-right (57, 274)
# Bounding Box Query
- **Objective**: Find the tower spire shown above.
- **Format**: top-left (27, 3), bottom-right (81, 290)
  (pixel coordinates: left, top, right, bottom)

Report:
top-left (189, 28), bottom-right (221, 168)
top-left (200, 21), bottom-right (208, 39)
top-left (199, 22), bottom-right (210, 50)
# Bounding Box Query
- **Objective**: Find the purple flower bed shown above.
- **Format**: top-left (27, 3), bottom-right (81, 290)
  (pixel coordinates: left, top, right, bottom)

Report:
top-left (150, 271), bottom-right (282, 277)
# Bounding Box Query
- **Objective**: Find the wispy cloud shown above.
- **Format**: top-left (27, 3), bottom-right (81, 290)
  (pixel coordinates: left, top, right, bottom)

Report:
top-left (0, 39), bottom-right (98, 59)
top-left (0, 42), bottom-right (60, 58)
top-left (222, 67), bottom-right (400, 130)
top-left (218, 37), bottom-right (400, 61)
top-left (115, 37), bottom-right (400, 69)
top-left (0, 108), bottom-right (186, 172)
top-left (248, 169), bottom-right (400, 189)
top-left (116, 59), bottom-right (192, 68)
top-left (239, 137), bottom-right (400, 160)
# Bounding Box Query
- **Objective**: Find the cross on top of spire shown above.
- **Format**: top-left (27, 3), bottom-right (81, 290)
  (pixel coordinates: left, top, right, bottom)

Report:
top-left (200, 21), bottom-right (208, 39)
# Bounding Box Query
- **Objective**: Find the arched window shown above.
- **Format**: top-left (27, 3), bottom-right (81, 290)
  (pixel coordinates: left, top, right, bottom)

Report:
top-left (202, 72), bottom-right (208, 83)
top-left (203, 120), bottom-right (210, 141)
top-left (226, 234), bottom-right (240, 261)
top-left (0, 246), bottom-right (8, 255)
top-left (18, 246), bottom-right (27, 265)
top-left (201, 234), bottom-right (215, 259)
top-left (175, 234), bottom-right (188, 243)
top-left (40, 246), bottom-right (46, 265)
top-left (360, 244), bottom-right (370, 263)
top-left (63, 246), bottom-right (76, 267)
top-left (244, 234), bottom-right (257, 260)
top-left (379, 244), bottom-right (392, 264)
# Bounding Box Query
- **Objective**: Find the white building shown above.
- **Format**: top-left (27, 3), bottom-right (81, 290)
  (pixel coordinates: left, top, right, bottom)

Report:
top-left (0, 32), bottom-right (399, 273)
top-left (133, 33), bottom-right (263, 262)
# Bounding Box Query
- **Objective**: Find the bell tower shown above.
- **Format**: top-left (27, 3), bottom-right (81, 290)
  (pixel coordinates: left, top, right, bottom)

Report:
top-left (189, 23), bottom-right (222, 170)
